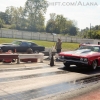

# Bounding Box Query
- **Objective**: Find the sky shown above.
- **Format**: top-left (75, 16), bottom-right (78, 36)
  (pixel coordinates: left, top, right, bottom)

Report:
top-left (0, 0), bottom-right (100, 30)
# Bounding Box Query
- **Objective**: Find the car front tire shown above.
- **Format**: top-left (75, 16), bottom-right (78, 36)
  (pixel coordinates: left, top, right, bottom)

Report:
top-left (91, 60), bottom-right (97, 70)
top-left (63, 62), bottom-right (70, 70)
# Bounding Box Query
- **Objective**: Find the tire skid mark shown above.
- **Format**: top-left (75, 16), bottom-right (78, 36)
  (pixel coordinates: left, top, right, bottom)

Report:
top-left (1, 75), bottom-right (100, 100)
top-left (0, 66), bottom-right (49, 72)
top-left (0, 71), bottom-right (69, 83)
top-left (0, 81), bottom-right (81, 100)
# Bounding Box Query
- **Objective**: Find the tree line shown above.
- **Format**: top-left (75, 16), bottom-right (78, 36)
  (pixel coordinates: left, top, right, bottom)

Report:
top-left (0, 0), bottom-right (100, 38)
top-left (0, 0), bottom-right (78, 36)
top-left (78, 25), bottom-right (100, 39)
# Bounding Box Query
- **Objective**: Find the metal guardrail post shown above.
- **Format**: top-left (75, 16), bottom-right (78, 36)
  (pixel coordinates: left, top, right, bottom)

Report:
top-left (49, 48), bottom-right (52, 60)
top-left (17, 58), bottom-right (20, 64)
top-left (1, 29), bottom-right (2, 37)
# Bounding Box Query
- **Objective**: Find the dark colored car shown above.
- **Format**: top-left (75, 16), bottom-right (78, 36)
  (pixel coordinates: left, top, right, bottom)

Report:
top-left (0, 40), bottom-right (45, 53)
top-left (59, 44), bottom-right (100, 70)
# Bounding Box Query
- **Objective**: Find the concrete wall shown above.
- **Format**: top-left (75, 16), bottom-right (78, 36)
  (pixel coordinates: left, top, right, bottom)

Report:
top-left (0, 29), bottom-right (100, 44)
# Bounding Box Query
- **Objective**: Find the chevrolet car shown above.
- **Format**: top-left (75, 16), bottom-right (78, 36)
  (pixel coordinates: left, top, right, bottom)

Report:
top-left (59, 44), bottom-right (100, 70)
top-left (0, 40), bottom-right (45, 53)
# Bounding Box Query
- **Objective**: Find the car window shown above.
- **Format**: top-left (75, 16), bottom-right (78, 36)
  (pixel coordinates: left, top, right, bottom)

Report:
top-left (31, 43), bottom-right (37, 46)
top-left (78, 46), bottom-right (100, 52)
top-left (94, 46), bottom-right (100, 52)
top-left (27, 42), bottom-right (32, 46)
top-left (23, 42), bottom-right (37, 46)
top-left (78, 46), bottom-right (94, 50)
top-left (12, 41), bottom-right (21, 45)
top-left (21, 42), bottom-right (29, 46)
top-left (93, 47), bottom-right (99, 52)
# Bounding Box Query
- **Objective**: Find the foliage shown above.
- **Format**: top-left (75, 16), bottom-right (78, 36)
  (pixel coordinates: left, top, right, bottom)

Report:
top-left (1, 1), bottom-right (100, 38)
top-left (5, 6), bottom-right (25, 30)
top-left (90, 30), bottom-right (100, 39)
top-left (0, 18), bottom-right (5, 28)
top-left (79, 25), bottom-right (100, 39)
top-left (46, 13), bottom-right (77, 35)
top-left (24, 0), bottom-right (48, 31)
top-left (0, 12), bottom-right (10, 24)
top-left (4, 0), bottom-right (48, 32)
top-left (69, 26), bottom-right (77, 36)
top-left (0, 1), bottom-right (79, 36)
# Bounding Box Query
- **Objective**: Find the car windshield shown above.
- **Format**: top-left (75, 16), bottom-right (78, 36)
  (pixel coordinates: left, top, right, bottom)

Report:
top-left (12, 41), bottom-right (21, 45)
top-left (78, 45), bottom-right (100, 52)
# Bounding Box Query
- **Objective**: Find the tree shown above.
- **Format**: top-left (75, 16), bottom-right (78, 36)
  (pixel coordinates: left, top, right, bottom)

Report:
top-left (46, 13), bottom-right (77, 35)
top-left (15, 7), bottom-right (25, 30)
top-left (5, 6), bottom-right (27, 30)
top-left (46, 13), bottom-right (56, 33)
top-left (69, 26), bottom-right (77, 36)
top-left (5, 6), bottom-right (15, 24)
top-left (0, 12), bottom-right (10, 24)
top-left (49, 13), bottom-right (56, 21)
top-left (36, 13), bottom-right (45, 31)
top-left (24, 0), bottom-right (48, 31)
top-left (0, 18), bottom-right (5, 28)
top-left (46, 20), bottom-right (56, 33)
top-left (55, 15), bottom-right (67, 34)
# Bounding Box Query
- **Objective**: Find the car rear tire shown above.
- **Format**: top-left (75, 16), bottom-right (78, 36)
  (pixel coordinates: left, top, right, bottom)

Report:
top-left (63, 62), bottom-right (70, 70)
top-left (34, 50), bottom-right (39, 53)
top-left (27, 48), bottom-right (33, 54)
top-left (91, 60), bottom-right (97, 70)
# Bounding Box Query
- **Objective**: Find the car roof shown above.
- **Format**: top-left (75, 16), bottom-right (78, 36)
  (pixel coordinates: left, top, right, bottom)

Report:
top-left (14, 40), bottom-right (32, 42)
top-left (81, 43), bottom-right (100, 47)
top-left (14, 40), bottom-right (37, 44)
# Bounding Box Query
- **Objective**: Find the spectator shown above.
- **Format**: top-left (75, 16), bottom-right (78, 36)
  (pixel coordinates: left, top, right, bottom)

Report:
top-left (55, 38), bottom-right (62, 61)
top-left (55, 38), bottom-right (62, 53)
top-left (3, 50), bottom-right (14, 63)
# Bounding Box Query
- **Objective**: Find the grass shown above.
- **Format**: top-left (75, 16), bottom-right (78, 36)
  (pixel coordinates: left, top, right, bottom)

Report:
top-left (0, 38), bottom-right (79, 51)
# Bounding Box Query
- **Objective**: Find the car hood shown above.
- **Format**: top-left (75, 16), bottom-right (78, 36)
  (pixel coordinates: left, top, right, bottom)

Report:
top-left (59, 49), bottom-right (97, 57)
top-left (0, 43), bottom-right (17, 46)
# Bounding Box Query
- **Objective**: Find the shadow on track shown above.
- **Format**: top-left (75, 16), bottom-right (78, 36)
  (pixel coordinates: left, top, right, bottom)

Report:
top-left (58, 65), bottom-right (100, 75)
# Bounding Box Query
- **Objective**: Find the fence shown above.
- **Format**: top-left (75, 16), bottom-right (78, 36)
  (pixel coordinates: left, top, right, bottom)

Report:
top-left (0, 29), bottom-right (100, 44)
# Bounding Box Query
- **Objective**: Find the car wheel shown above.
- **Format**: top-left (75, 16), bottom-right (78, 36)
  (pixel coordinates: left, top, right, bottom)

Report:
top-left (34, 50), bottom-right (39, 53)
top-left (91, 60), bottom-right (97, 70)
top-left (27, 48), bottom-right (33, 54)
top-left (76, 65), bottom-right (84, 68)
top-left (63, 62), bottom-right (70, 70)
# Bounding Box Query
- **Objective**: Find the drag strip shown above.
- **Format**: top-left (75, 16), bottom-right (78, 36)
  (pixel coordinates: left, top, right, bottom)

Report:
top-left (0, 74), bottom-right (100, 100)
top-left (0, 62), bottom-right (100, 100)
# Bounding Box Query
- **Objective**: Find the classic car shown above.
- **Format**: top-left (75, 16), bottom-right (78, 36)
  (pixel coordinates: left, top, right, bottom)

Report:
top-left (0, 40), bottom-right (45, 53)
top-left (59, 44), bottom-right (100, 70)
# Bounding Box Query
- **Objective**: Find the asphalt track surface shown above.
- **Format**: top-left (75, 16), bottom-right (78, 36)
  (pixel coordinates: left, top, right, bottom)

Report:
top-left (0, 60), bottom-right (100, 100)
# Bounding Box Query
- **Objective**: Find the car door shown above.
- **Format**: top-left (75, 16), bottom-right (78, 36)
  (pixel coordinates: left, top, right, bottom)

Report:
top-left (30, 42), bottom-right (44, 52)
top-left (13, 41), bottom-right (22, 52)
top-left (1, 43), bottom-right (20, 52)
top-left (30, 42), bottom-right (38, 52)
top-left (20, 42), bottom-right (30, 52)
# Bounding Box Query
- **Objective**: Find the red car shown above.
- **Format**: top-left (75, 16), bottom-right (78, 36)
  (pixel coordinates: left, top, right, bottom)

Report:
top-left (59, 44), bottom-right (100, 70)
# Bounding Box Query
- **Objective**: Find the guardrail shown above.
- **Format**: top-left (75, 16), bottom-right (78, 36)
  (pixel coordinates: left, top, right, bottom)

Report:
top-left (0, 53), bottom-right (44, 64)
top-left (18, 53), bottom-right (44, 63)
